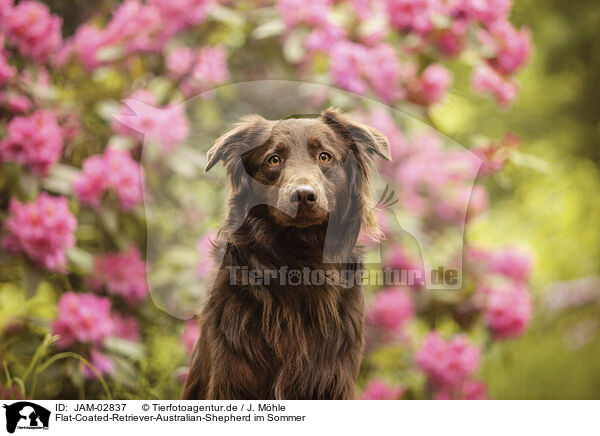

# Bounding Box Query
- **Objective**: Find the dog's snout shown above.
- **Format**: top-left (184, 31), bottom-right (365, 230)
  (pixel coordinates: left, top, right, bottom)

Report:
top-left (290, 186), bottom-right (317, 205)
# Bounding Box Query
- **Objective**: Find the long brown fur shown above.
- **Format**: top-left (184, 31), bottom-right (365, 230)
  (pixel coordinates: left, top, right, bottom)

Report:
top-left (182, 109), bottom-right (390, 400)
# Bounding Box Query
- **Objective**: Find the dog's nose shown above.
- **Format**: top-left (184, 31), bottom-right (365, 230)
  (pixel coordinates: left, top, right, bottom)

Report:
top-left (290, 186), bottom-right (317, 205)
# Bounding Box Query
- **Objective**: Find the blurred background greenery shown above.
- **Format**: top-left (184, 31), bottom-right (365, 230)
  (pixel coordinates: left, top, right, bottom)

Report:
top-left (432, 0), bottom-right (600, 398)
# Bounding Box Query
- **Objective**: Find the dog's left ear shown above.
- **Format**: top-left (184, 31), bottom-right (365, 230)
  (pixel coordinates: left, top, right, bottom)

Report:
top-left (321, 108), bottom-right (391, 162)
top-left (205, 114), bottom-right (273, 172)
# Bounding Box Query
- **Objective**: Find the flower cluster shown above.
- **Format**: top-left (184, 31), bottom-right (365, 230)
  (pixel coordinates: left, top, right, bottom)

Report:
top-left (166, 46), bottom-right (229, 97)
top-left (363, 109), bottom-right (487, 227)
top-left (89, 247), bottom-right (148, 305)
top-left (360, 379), bottom-right (405, 400)
top-left (367, 287), bottom-right (414, 334)
top-left (0, 0), bottom-right (63, 62)
top-left (2, 194), bottom-right (76, 271)
top-left (74, 148), bottom-right (144, 210)
top-left (51, 292), bottom-right (141, 379)
top-left (415, 332), bottom-right (482, 397)
top-left (0, 110), bottom-right (63, 176)
top-left (470, 247), bottom-right (534, 339)
top-left (112, 91), bottom-right (190, 152)
top-left (277, 0), bottom-right (531, 106)
top-left (52, 292), bottom-right (114, 348)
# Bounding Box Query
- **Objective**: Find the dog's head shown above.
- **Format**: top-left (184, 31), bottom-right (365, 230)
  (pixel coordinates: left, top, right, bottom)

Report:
top-left (205, 108), bottom-right (390, 240)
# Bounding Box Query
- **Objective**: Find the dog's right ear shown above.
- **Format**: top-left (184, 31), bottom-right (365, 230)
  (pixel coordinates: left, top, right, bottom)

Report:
top-left (205, 115), bottom-right (272, 172)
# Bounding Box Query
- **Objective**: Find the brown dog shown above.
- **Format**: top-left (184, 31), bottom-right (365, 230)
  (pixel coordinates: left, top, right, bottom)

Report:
top-left (182, 108), bottom-right (390, 400)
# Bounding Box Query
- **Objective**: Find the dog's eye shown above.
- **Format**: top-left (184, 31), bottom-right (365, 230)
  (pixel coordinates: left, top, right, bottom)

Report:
top-left (319, 152), bottom-right (332, 163)
top-left (266, 154), bottom-right (282, 166)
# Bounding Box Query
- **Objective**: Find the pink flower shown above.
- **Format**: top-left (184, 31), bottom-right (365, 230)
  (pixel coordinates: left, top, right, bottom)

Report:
top-left (385, 0), bottom-right (442, 35)
top-left (82, 349), bottom-right (115, 379)
top-left (182, 319), bottom-right (200, 356)
top-left (1, 0), bottom-right (62, 62)
top-left (73, 156), bottom-right (107, 207)
top-left (362, 44), bottom-right (405, 103)
top-left (416, 332), bottom-right (481, 389)
top-left (103, 148), bottom-right (144, 209)
top-left (276, 0), bottom-right (332, 28)
top-left (472, 64), bottom-right (518, 107)
top-left (476, 283), bottom-right (532, 339)
top-left (488, 248), bottom-right (533, 282)
top-left (329, 41), bottom-right (369, 95)
top-left (368, 288), bottom-right (414, 332)
top-left (196, 231), bottom-right (217, 278)
top-left (2, 194), bottom-right (76, 271)
top-left (409, 63), bottom-right (453, 105)
top-left (0, 51), bottom-right (16, 85)
top-left (448, 0), bottom-right (510, 26)
top-left (52, 292), bottom-right (114, 348)
top-left (460, 380), bottom-right (488, 399)
top-left (0, 110), bottom-right (63, 176)
top-left (71, 24), bottom-right (106, 70)
top-left (112, 313), bottom-right (141, 341)
top-left (179, 47), bottom-right (229, 97)
top-left (92, 247), bottom-right (148, 304)
top-left (74, 148), bottom-right (144, 210)
top-left (305, 23), bottom-right (346, 53)
top-left (483, 21), bottom-right (532, 74)
top-left (6, 94), bottom-right (32, 113)
top-left (166, 46), bottom-right (195, 78)
top-left (437, 19), bottom-right (467, 57)
top-left (360, 379), bottom-right (404, 400)
top-left (148, 0), bottom-right (212, 37)
top-left (113, 93), bottom-right (190, 152)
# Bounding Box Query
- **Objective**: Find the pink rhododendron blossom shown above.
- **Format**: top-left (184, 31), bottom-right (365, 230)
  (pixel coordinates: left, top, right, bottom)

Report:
top-left (5, 94), bottom-right (32, 114)
top-left (385, 0), bottom-right (442, 35)
top-left (362, 44), bottom-right (406, 102)
top-left (113, 94), bottom-right (189, 152)
top-left (330, 42), bottom-right (406, 102)
top-left (436, 19), bottom-right (467, 57)
top-left (92, 247), bottom-right (148, 304)
top-left (103, 0), bottom-right (162, 53)
top-left (166, 46), bottom-right (196, 78)
top-left (488, 248), bottom-right (533, 282)
top-left (360, 379), bottom-right (404, 400)
top-left (148, 0), bottom-right (212, 37)
top-left (276, 0), bottom-right (332, 28)
top-left (0, 110), bottom-right (63, 176)
top-left (73, 156), bottom-right (107, 207)
top-left (74, 148), bottom-right (144, 210)
top-left (52, 292), bottom-right (114, 348)
top-left (82, 349), bottom-right (115, 379)
top-left (196, 230), bottom-right (217, 278)
top-left (409, 64), bottom-right (453, 105)
top-left (460, 380), bottom-right (488, 399)
top-left (0, 51), bottom-right (16, 85)
top-left (368, 288), bottom-right (414, 332)
top-left (416, 332), bottom-right (481, 389)
top-left (182, 319), bottom-right (200, 356)
top-left (476, 283), bottom-right (532, 339)
top-left (330, 41), bottom-right (368, 95)
top-left (472, 64), bottom-right (518, 106)
top-left (179, 47), bottom-right (230, 97)
top-left (305, 23), bottom-right (346, 53)
top-left (2, 194), bottom-right (76, 271)
top-left (71, 24), bottom-right (106, 70)
top-left (448, 0), bottom-right (510, 26)
top-left (473, 133), bottom-right (521, 174)
top-left (482, 21), bottom-right (532, 74)
top-left (103, 147), bottom-right (144, 210)
top-left (1, 0), bottom-right (62, 62)
top-left (112, 313), bottom-right (141, 341)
